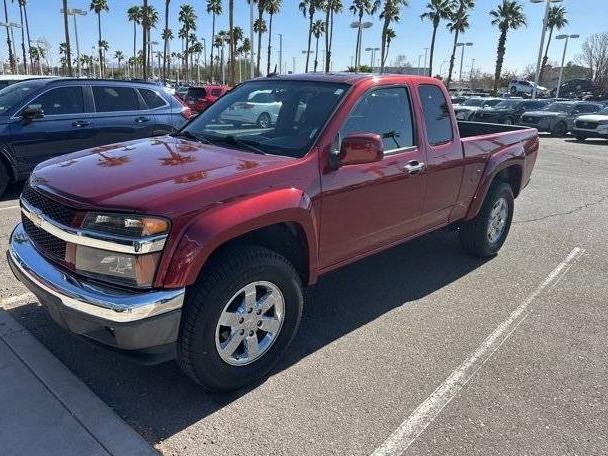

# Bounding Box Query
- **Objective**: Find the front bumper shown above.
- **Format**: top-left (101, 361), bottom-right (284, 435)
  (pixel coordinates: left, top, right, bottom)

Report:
top-left (7, 223), bottom-right (185, 364)
top-left (572, 127), bottom-right (608, 138)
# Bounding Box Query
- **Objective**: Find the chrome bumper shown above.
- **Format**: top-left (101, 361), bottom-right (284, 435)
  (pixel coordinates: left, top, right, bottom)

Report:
top-left (8, 223), bottom-right (185, 323)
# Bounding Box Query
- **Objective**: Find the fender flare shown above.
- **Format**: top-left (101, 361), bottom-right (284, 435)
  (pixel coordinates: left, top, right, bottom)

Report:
top-left (464, 151), bottom-right (525, 221)
top-left (0, 143), bottom-right (18, 181)
top-left (159, 187), bottom-right (319, 288)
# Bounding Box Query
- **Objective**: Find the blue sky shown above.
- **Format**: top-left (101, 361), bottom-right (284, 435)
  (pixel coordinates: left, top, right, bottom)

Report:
top-left (2, 0), bottom-right (605, 76)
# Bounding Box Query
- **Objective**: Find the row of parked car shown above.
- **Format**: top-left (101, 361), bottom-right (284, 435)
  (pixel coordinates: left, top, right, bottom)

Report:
top-left (452, 95), bottom-right (608, 140)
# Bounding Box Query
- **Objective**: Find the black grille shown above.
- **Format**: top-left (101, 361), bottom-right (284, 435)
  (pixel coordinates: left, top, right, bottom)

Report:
top-left (22, 217), bottom-right (67, 263)
top-left (21, 184), bottom-right (78, 226)
top-left (575, 120), bottom-right (598, 129)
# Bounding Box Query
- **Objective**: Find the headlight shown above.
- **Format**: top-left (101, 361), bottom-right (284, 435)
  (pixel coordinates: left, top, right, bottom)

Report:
top-left (68, 213), bottom-right (170, 288)
top-left (72, 245), bottom-right (161, 288)
top-left (598, 119), bottom-right (608, 125)
top-left (82, 213), bottom-right (169, 237)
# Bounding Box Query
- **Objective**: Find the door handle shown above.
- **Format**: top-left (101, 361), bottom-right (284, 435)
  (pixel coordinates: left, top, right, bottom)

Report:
top-left (403, 160), bottom-right (425, 175)
top-left (135, 117), bottom-right (151, 123)
top-left (72, 120), bottom-right (90, 127)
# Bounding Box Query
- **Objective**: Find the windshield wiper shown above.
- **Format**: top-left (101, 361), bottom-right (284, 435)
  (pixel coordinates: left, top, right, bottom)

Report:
top-left (171, 130), bottom-right (210, 143)
top-left (204, 134), bottom-right (266, 155)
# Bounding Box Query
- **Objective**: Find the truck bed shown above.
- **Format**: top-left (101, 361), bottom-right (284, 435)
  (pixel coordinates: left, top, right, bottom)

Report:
top-left (457, 120), bottom-right (531, 138)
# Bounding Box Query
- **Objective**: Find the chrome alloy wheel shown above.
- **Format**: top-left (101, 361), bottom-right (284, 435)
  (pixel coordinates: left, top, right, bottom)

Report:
top-left (215, 281), bottom-right (285, 366)
top-left (487, 197), bottom-right (508, 244)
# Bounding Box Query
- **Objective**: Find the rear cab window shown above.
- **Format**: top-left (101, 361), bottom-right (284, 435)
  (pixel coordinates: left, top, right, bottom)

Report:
top-left (211, 88), bottom-right (223, 97)
top-left (93, 86), bottom-right (143, 112)
top-left (340, 86), bottom-right (415, 153)
top-left (187, 88), bottom-right (207, 99)
top-left (418, 85), bottom-right (453, 145)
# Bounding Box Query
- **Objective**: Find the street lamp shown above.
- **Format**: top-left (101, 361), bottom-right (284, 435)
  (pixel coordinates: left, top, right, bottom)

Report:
top-left (555, 33), bottom-right (579, 98)
top-left (150, 41), bottom-right (159, 80)
top-left (456, 42), bottom-right (473, 82)
top-left (365, 47), bottom-right (380, 71)
top-left (60, 8), bottom-right (87, 77)
top-left (0, 22), bottom-right (21, 73)
top-left (530, 0), bottom-right (562, 99)
top-left (350, 21), bottom-right (372, 72)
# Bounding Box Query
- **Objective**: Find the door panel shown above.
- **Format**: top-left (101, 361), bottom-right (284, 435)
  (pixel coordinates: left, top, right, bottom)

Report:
top-left (319, 86), bottom-right (427, 268)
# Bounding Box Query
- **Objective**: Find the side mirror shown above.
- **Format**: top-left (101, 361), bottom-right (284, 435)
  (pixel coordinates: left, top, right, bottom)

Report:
top-left (331, 133), bottom-right (384, 168)
top-left (21, 106), bottom-right (44, 122)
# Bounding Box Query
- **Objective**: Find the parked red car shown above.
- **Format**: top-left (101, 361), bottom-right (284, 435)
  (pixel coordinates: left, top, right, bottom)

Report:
top-left (184, 85), bottom-right (230, 113)
top-left (8, 74), bottom-right (539, 392)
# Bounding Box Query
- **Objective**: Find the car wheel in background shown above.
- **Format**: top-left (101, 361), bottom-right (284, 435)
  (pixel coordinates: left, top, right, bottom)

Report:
top-left (256, 112), bottom-right (271, 129)
top-left (551, 121), bottom-right (568, 137)
top-left (0, 162), bottom-right (8, 197)
top-left (510, 86), bottom-right (518, 95)
top-left (177, 245), bottom-right (303, 392)
top-left (459, 181), bottom-right (514, 258)
top-left (504, 117), bottom-right (514, 125)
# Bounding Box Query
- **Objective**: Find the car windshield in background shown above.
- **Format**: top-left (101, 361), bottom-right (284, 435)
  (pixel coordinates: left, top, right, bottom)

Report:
top-left (543, 102), bottom-right (573, 113)
top-left (598, 107), bottom-right (608, 115)
top-left (187, 88), bottom-right (206, 98)
top-left (494, 100), bottom-right (521, 109)
top-left (462, 98), bottom-right (485, 107)
top-left (0, 80), bottom-right (44, 115)
top-left (182, 80), bottom-right (349, 158)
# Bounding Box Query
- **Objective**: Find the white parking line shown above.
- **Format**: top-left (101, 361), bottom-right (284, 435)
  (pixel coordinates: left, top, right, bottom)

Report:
top-left (1, 293), bottom-right (35, 307)
top-left (371, 247), bottom-right (585, 456)
top-left (0, 205), bottom-right (19, 211)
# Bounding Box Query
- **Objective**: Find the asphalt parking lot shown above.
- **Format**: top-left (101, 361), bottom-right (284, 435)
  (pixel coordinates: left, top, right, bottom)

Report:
top-left (1, 135), bottom-right (607, 456)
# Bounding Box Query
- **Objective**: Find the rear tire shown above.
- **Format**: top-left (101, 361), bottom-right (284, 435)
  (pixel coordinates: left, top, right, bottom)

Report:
top-left (0, 162), bottom-right (8, 198)
top-left (177, 245), bottom-right (303, 392)
top-left (460, 181), bottom-right (514, 257)
top-left (551, 121), bottom-right (568, 137)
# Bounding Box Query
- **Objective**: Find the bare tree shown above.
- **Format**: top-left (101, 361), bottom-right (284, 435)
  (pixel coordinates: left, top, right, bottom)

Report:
top-left (578, 32), bottom-right (608, 96)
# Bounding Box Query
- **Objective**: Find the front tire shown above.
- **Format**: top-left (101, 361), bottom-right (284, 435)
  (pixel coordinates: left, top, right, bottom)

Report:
top-left (552, 121), bottom-right (568, 137)
top-left (177, 245), bottom-right (303, 392)
top-left (0, 162), bottom-right (7, 198)
top-left (460, 181), bottom-right (514, 257)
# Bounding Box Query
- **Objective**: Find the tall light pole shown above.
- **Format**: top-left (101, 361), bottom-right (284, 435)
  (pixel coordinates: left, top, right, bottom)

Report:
top-left (423, 47), bottom-right (429, 76)
top-left (0, 22), bottom-right (21, 73)
top-left (365, 47), bottom-right (379, 70)
top-left (278, 34), bottom-right (283, 75)
top-left (555, 33), bottom-right (579, 98)
top-left (150, 40), bottom-right (159, 80)
top-left (530, 0), bottom-right (562, 99)
top-left (470, 58), bottom-right (475, 88)
top-left (61, 8), bottom-right (87, 77)
top-left (301, 50), bottom-right (313, 72)
top-left (350, 21), bottom-right (372, 72)
top-left (249, 0), bottom-right (254, 79)
top-left (457, 42), bottom-right (473, 82)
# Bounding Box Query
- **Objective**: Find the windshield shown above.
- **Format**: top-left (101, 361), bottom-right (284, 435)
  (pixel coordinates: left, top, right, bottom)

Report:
top-left (462, 98), bottom-right (485, 107)
top-left (0, 81), bottom-right (44, 115)
top-left (598, 107), bottom-right (608, 115)
top-left (543, 102), bottom-right (573, 113)
top-left (494, 100), bottom-right (522, 109)
top-left (181, 80), bottom-right (349, 158)
top-left (483, 99), bottom-right (503, 108)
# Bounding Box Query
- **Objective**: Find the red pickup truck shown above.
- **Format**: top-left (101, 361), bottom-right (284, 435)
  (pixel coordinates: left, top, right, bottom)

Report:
top-left (8, 74), bottom-right (538, 391)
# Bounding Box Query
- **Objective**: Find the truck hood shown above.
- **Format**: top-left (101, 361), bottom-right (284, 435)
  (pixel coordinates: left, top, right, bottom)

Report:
top-left (31, 136), bottom-right (293, 214)
top-left (575, 114), bottom-right (608, 122)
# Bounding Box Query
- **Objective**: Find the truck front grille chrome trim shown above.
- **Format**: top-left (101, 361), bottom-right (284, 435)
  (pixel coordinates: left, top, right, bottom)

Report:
top-left (20, 199), bottom-right (167, 255)
top-left (8, 223), bottom-right (184, 323)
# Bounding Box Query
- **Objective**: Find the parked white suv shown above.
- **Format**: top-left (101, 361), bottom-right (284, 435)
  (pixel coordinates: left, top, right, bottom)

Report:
top-left (508, 79), bottom-right (549, 97)
top-left (572, 106), bottom-right (608, 141)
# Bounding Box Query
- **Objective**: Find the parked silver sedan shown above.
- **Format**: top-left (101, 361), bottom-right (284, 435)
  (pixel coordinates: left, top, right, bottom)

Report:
top-left (220, 90), bottom-right (281, 128)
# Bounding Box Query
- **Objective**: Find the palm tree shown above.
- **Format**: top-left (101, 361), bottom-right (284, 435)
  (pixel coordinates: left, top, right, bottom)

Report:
top-left (446, 0), bottom-right (473, 87)
top-left (145, 6), bottom-right (159, 77)
top-left (350, 0), bottom-right (381, 71)
top-left (114, 50), bottom-right (125, 75)
top-left (420, 0), bottom-right (455, 77)
top-left (12, 0), bottom-right (26, 73)
top-left (90, 0), bottom-right (109, 77)
top-left (311, 19), bottom-right (325, 72)
top-left (539, 5), bottom-right (567, 82)
top-left (162, 0), bottom-right (171, 81)
top-left (29, 44), bottom-right (44, 73)
top-left (299, 0), bottom-right (322, 73)
top-left (127, 6), bottom-right (141, 77)
top-left (379, 0), bottom-right (408, 74)
top-left (178, 4), bottom-right (197, 81)
top-left (142, 0), bottom-right (149, 79)
top-left (62, 0), bottom-right (72, 76)
top-left (253, 16), bottom-right (267, 76)
top-left (265, 0), bottom-right (281, 75)
top-left (228, 0), bottom-right (235, 84)
top-left (490, 0), bottom-right (526, 92)
top-left (383, 27), bottom-right (396, 66)
top-left (215, 30), bottom-right (228, 82)
top-left (162, 28), bottom-right (173, 80)
top-left (3, 0), bottom-right (15, 73)
top-left (324, 0), bottom-right (343, 72)
top-left (207, 0), bottom-right (222, 82)
top-left (19, 1), bottom-right (33, 72)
